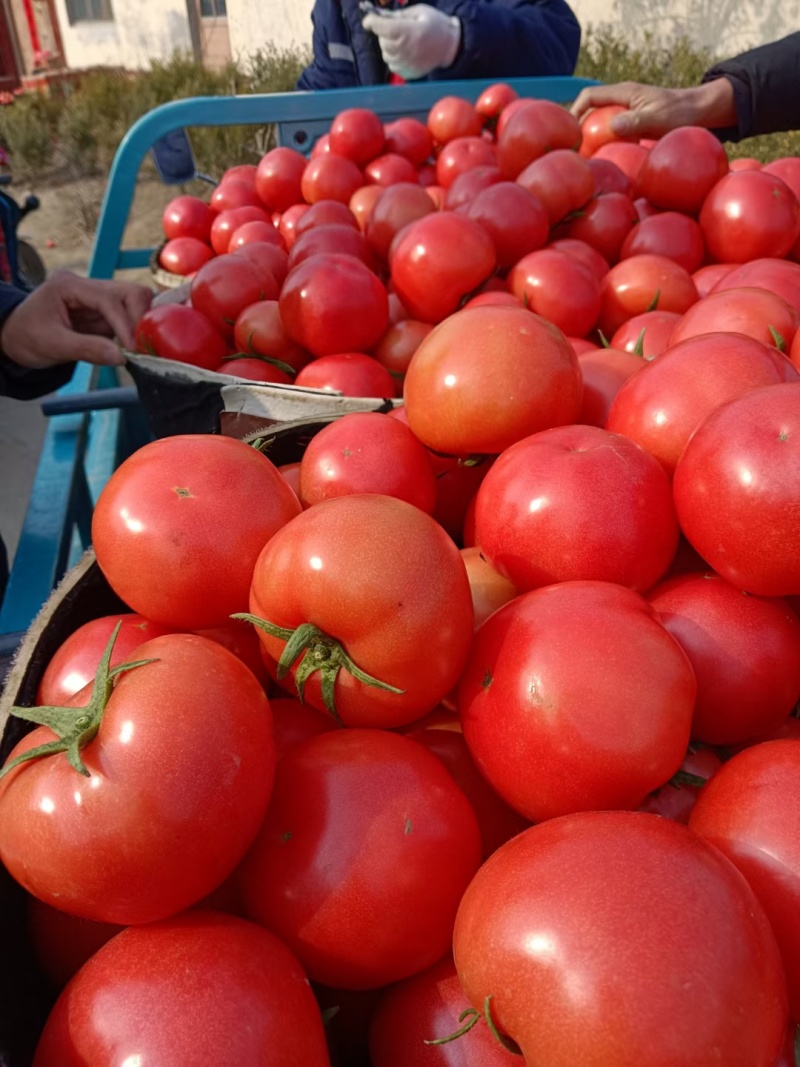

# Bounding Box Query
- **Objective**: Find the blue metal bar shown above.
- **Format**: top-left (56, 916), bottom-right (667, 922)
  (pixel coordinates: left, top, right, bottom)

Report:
top-left (41, 386), bottom-right (139, 416)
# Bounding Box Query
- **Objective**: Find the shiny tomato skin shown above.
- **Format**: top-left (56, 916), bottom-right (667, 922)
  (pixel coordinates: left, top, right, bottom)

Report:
top-left (710, 258), bottom-right (800, 314)
top-left (210, 179), bottom-right (260, 214)
top-left (301, 154), bottom-right (364, 205)
top-left (215, 355), bottom-right (294, 384)
top-left (579, 104), bottom-right (629, 156)
top-left (692, 262), bottom-right (735, 297)
top-left (610, 309), bottom-right (681, 357)
top-left (668, 286), bottom-right (799, 350)
top-left (329, 107), bottom-right (385, 166)
top-left (508, 248), bottom-right (601, 337)
top-left (159, 236), bottom-right (213, 276)
top-left (459, 545), bottom-right (518, 630)
top-left (248, 494), bottom-right (474, 727)
top-left (443, 164), bottom-right (501, 210)
top-left (459, 582), bottom-right (694, 821)
top-left (134, 304), bottom-right (228, 370)
top-left (620, 211), bottom-right (705, 273)
top-left (674, 383), bottom-right (800, 596)
top-left (227, 219), bottom-right (283, 253)
top-left (516, 148), bottom-right (594, 225)
top-left (270, 697), bottom-right (335, 760)
top-left (37, 613), bottom-right (176, 705)
top-left (454, 811), bottom-right (788, 1066)
top-left (496, 99), bottom-right (581, 178)
top-left (294, 352), bottom-right (397, 397)
top-left (586, 156), bottom-right (633, 196)
top-left (763, 157), bottom-right (800, 199)
top-left (255, 146), bottom-right (306, 213)
top-left (162, 195), bottom-right (214, 243)
top-left (648, 572), bottom-right (800, 744)
top-left (427, 96), bottom-right (482, 145)
top-left (365, 182), bottom-right (436, 264)
top-left (0, 636), bottom-right (275, 924)
top-left (637, 746), bottom-right (722, 824)
top-left (372, 319), bottom-right (433, 380)
top-left (549, 236), bottom-right (610, 278)
top-left (369, 955), bottom-right (520, 1066)
top-left (349, 182), bottom-right (383, 230)
top-left (239, 729), bottom-right (482, 989)
top-left (607, 331), bottom-right (800, 475)
top-left (466, 181), bottom-right (549, 271)
top-left (690, 740), bottom-right (800, 1020)
top-left (364, 152), bottom-right (419, 187)
top-left (475, 425), bottom-right (678, 592)
top-left (577, 347), bottom-right (644, 426)
top-left (278, 203), bottom-right (310, 249)
top-left (190, 253), bottom-right (278, 337)
top-left (287, 223), bottom-right (376, 273)
top-left (384, 117), bottom-right (433, 166)
top-left (295, 200), bottom-right (359, 235)
top-left (32, 912), bottom-right (330, 1067)
top-left (233, 300), bottom-right (311, 373)
top-left (234, 240), bottom-right (289, 286)
top-left (210, 205), bottom-right (269, 256)
top-left (565, 191), bottom-right (638, 264)
top-left (390, 213), bottom-right (497, 324)
top-left (435, 136), bottom-right (497, 188)
top-left (279, 253), bottom-right (389, 357)
top-left (475, 81), bottom-right (518, 119)
top-left (403, 305), bottom-right (582, 456)
top-left (637, 126), bottom-right (729, 215)
top-left (699, 171), bottom-right (800, 263)
top-left (297, 411), bottom-right (436, 513)
top-left (598, 253), bottom-right (699, 337)
top-left (92, 435), bottom-right (301, 629)
top-left (593, 140), bottom-right (649, 184)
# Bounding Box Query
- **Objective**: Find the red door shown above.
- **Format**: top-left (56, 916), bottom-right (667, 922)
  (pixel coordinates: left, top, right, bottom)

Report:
top-left (0, 3), bottom-right (20, 92)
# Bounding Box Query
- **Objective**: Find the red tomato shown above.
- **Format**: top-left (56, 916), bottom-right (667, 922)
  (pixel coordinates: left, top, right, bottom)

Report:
top-left (496, 99), bottom-right (581, 178)
top-left (607, 331), bottom-right (799, 475)
top-left (700, 171), bottom-right (800, 263)
top-left (403, 305), bottom-right (582, 455)
top-left (508, 249), bottom-right (601, 337)
top-left (135, 304), bottom-right (227, 370)
top-left (366, 182), bottom-right (437, 263)
top-left (565, 191), bottom-right (639, 263)
top-left (329, 107), bottom-right (385, 166)
top-left (297, 411), bottom-right (436, 512)
top-left (710, 258), bottom-right (800, 314)
top-left (637, 126), bottom-right (729, 214)
top-left (0, 634), bottom-right (274, 923)
top-left (610, 309), bottom-right (681, 358)
top-left (475, 81), bottom-right (519, 119)
top-left (301, 154), bottom-right (364, 205)
top-left (191, 253), bottom-right (278, 337)
top-left (579, 104), bottom-right (630, 156)
top-left (227, 219), bottom-right (283, 253)
top-left (233, 300), bottom-right (311, 373)
top-left (247, 494), bottom-right (474, 727)
top-left (37, 613), bottom-right (176, 705)
top-left (195, 618), bottom-right (271, 687)
top-left (620, 211), bottom-right (705, 272)
top-left (390, 213), bottom-right (497, 324)
top-left (162, 195), bottom-right (214, 243)
top-left (764, 157), bottom-right (800, 200)
top-left (638, 746), bottom-right (722, 824)
top-left (240, 730), bottom-right (480, 989)
top-left (435, 136), bottom-right (496, 188)
top-left (668, 287), bottom-right (799, 350)
top-left (210, 205), bottom-right (269, 256)
top-left (649, 572), bottom-right (800, 744)
top-left (383, 116), bottom-right (433, 166)
top-left (27, 897), bottom-right (122, 990)
top-left (296, 353), bottom-right (397, 397)
top-left (674, 383), bottom-right (800, 596)
top-left (312, 132), bottom-right (331, 157)
top-left (280, 253), bottom-right (389, 357)
top-left (288, 223), bottom-right (376, 273)
top-left (216, 355), bottom-right (294, 384)
top-left (295, 199), bottom-right (359, 235)
top-left (269, 697), bottom-right (335, 760)
top-left (459, 583), bottom-right (694, 820)
top-left (427, 96), bottom-right (482, 145)
top-left (462, 291), bottom-right (522, 310)
top-left (372, 318), bottom-right (433, 380)
top-left (466, 181), bottom-right (549, 271)
top-left (691, 261), bottom-right (734, 297)
top-left (210, 179), bottom-right (261, 214)
top-left (793, 329), bottom-right (800, 369)
top-left (369, 955), bottom-right (521, 1067)
top-left (459, 545), bottom-right (519, 629)
top-left (349, 182), bottom-right (383, 230)
top-left (92, 435), bottom-right (301, 628)
top-left (234, 240), bottom-right (289, 286)
top-left (255, 146), bottom-right (306, 212)
top-left (454, 811), bottom-right (788, 1066)
top-left (475, 424), bottom-right (678, 592)
top-left (278, 203), bottom-right (310, 249)
top-left (516, 148), bottom-right (594, 225)
top-left (578, 346), bottom-right (644, 426)
top-left (32, 912), bottom-right (330, 1066)
top-left (444, 164), bottom-right (501, 210)
top-left (592, 140), bottom-right (649, 183)
top-left (365, 152), bottom-right (419, 186)
top-left (549, 236), bottom-right (610, 278)
top-left (159, 236), bottom-right (213, 276)
top-left (598, 253), bottom-right (699, 337)
top-left (690, 740), bottom-right (800, 1020)
top-left (586, 155), bottom-right (633, 196)
top-left (221, 163), bottom-right (258, 187)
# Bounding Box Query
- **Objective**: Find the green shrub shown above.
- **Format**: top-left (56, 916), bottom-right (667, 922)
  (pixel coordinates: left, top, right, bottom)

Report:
top-left (0, 93), bottom-right (61, 178)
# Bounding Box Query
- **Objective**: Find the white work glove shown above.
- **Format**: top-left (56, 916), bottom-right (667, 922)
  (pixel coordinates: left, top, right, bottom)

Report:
top-left (362, 5), bottom-right (461, 81)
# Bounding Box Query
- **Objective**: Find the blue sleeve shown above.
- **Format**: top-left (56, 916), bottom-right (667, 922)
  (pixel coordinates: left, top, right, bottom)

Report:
top-left (0, 283), bottom-right (74, 400)
top-left (296, 2), bottom-right (360, 90)
top-left (432, 0), bottom-right (581, 80)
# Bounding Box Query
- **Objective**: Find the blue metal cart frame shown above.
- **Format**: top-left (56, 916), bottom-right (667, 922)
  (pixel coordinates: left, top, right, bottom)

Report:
top-left (0, 76), bottom-right (595, 644)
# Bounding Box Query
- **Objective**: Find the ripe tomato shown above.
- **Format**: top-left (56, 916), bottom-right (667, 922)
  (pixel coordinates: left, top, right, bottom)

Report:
top-left (607, 331), bottom-right (799, 475)
top-left (247, 494), bottom-right (474, 727)
top-left (288, 223), bottom-right (376, 273)
top-left (372, 319), bottom-right (432, 381)
top-left (227, 219), bottom-right (283, 253)
top-left (349, 182), bottom-right (383, 230)
top-left (586, 155), bottom-right (633, 196)
top-left (301, 154), bottom-right (364, 205)
top-left (92, 435), bottom-right (301, 629)
top-left (668, 286), bottom-right (799, 350)
top-left (508, 249), bottom-right (601, 337)
top-left (329, 107), bottom-right (385, 166)
top-left (27, 897), bottom-right (123, 990)
top-left (565, 191), bottom-right (639, 263)
top-left (620, 211), bottom-right (705, 273)
top-left (700, 171), bottom-right (800, 262)
top-left (577, 346), bottom-right (644, 426)
top-left (269, 697), bottom-right (334, 760)
top-left (648, 572), bottom-right (800, 744)
top-left (637, 126), bottom-right (729, 214)
top-left (158, 236), bottom-right (213, 276)
top-left (383, 116), bottom-right (433, 166)
top-left (216, 355), bottom-right (293, 384)
top-left (210, 205), bottom-right (269, 255)
top-left (364, 152), bottom-right (419, 186)
top-left (454, 811), bottom-right (788, 1066)
top-left (366, 182), bottom-right (437, 263)
top-left (690, 740), bottom-right (800, 1020)
top-left (0, 634), bottom-right (275, 924)
top-left (280, 253), bottom-right (389, 357)
top-left (255, 146), bottom-right (306, 213)
top-left (295, 199), bottom-right (359, 235)
top-left (549, 236), bottom-right (610, 278)
top-left (592, 140), bottom-right (649, 183)
top-left (210, 179), bottom-right (261, 214)
top-left (297, 411), bottom-right (436, 513)
top-left (516, 148), bottom-right (594, 225)
top-left (579, 103), bottom-right (629, 156)
top-left (610, 309), bottom-right (681, 357)
top-left (234, 240), bottom-right (289, 285)
top-left (637, 746), bottom-right (722, 824)
top-left (710, 258), bottom-right (800, 314)
top-left (435, 136), bottom-right (496, 188)
top-left (239, 730), bottom-right (481, 990)
top-left (135, 304), bottom-right (227, 371)
top-left (403, 305), bottom-right (581, 456)
top-left (674, 383), bottom-right (800, 596)
top-left (37, 613), bottom-right (176, 705)
top-left (475, 424), bottom-right (678, 592)
top-left (233, 300), bottom-right (311, 373)
top-left (764, 157), bottom-right (800, 199)
top-left (191, 253), bottom-right (278, 337)
top-left (459, 545), bottom-right (519, 629)
top-left (390, 213), bottom-right (497, 324)
top-left (32, 912), bottom-right (330, 1066)
top-left (598, 253), bottom-right (698, 337)
top-left (475, 81), bottom-right (518, 119)
top-left (692, 261), bottom-right (734, 297)
top-left (162, 195), bottom-right (214, 243)
top-left (295, 352), bottom-right (397, 397)
top-left (466, 181), bottom-right (549, 271)
top-left (427, 96), bottom-right (482, 145)
top-left (496, 99), bottom-right (580, 178)
top-left (444, 164), bottom-right (501, 210)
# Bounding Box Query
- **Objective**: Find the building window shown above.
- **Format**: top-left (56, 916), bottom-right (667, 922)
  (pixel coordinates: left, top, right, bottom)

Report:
top-left (200, 0), bottom-right (227, 17)
top-left (65, 0), bottom-right (114, 23)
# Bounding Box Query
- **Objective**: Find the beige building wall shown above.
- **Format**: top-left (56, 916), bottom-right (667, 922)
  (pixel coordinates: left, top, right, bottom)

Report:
top-left (51, 0), bottom-right (192, 71)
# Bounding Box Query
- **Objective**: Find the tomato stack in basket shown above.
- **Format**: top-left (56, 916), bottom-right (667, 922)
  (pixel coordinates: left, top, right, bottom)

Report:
top-left (2, 84), bottom-right (800, 1067)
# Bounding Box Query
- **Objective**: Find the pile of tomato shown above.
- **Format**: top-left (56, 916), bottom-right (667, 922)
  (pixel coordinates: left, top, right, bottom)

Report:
top-left (2, 85), bottom-right (800, 1066)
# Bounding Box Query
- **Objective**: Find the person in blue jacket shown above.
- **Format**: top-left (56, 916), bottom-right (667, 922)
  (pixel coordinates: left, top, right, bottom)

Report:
top-left (297, 0), bottom-right (581, 91)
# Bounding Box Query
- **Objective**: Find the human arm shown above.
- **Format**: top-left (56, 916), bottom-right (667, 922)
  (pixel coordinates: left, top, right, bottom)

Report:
top-left (571, 79), bottom-right (737, 139)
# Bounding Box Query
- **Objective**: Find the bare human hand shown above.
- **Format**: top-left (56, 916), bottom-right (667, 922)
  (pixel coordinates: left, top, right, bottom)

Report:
top-left (571, 78), bottom-right (737, 139)
top-left (0, 272), bottom-right (153, 371)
